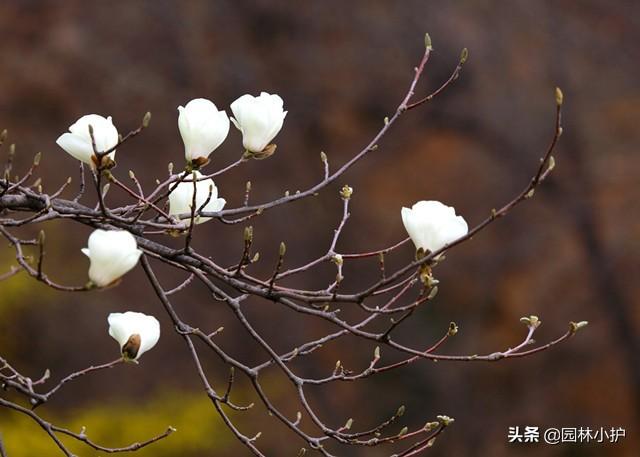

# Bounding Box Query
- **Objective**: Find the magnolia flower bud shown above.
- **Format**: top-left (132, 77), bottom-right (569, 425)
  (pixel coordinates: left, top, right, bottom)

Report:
top-left (56, 114), bottom-right (118, 167)
top-left (178, 98), bottom-right (230, 165)
top-left (230, 92), bottom-right (287, 153)
top-left (168, 171), bottom-right (226, 225)
top-left (108, 311), bottom-right (160, 361)
top-left (82, 229), bottom-right (142, 287)
top-left (401, 201), bottom-right (468, 254)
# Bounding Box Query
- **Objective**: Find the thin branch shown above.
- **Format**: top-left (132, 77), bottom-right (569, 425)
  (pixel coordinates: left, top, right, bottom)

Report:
top-left (0, 396), bottom-right (174, 454)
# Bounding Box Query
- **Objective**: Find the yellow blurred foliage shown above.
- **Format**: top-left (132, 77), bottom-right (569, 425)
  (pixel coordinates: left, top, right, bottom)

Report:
top-left (0, 390), bottom-right (231, 456)
top-left (0, 269), bottom-right (47, 320)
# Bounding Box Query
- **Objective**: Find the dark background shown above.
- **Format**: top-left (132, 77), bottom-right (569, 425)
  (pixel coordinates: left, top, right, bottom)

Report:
top-left (0, 1), bottom-right (638, 456)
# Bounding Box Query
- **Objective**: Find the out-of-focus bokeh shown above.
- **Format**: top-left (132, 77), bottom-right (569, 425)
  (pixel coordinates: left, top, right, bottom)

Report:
top-left (0, 1), bottom-right (638, 455)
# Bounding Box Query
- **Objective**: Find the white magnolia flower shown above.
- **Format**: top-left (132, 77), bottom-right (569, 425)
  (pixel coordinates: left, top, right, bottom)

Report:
top-left (82, 229), bottom-right (142, 287)
top-left (56, 114), bottom-right (118, 166)
top-left (178, 98), bottom-right (230, 164)
top-left (108, 311), bottom-right (160, 361)
top-left (230, 92), bottom-right (287, 153)
top-left (401, 200), bottom-right (468, 254)
top-left (168, 171), bottom-right (226, 224)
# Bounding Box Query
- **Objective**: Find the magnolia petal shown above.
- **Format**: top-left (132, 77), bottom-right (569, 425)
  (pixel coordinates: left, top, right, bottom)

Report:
top-left (178, 98), bottom-right (230, 161)
top-left (108, 311), bottom-right (160, 361)
top-left (401, 200), bottom-right (468, 253)
top-left (83, 229), bottom-right (141, 287)
top-left (230, 92), bottom-right (286, 153)
top-left (56, 132), bottom-right (94, 164)
top-left (168, 172), bottom-right (226, 225)
top-left (57, 114), bottom-right (118, 166)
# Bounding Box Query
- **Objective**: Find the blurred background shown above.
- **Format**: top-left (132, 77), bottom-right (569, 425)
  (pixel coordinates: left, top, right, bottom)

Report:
top-left (0, 0), bottom-right (638, 456)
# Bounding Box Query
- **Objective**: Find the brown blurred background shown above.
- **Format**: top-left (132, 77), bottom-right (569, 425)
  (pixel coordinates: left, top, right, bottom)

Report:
top-left (0, 0), bottom-right (638, 456)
